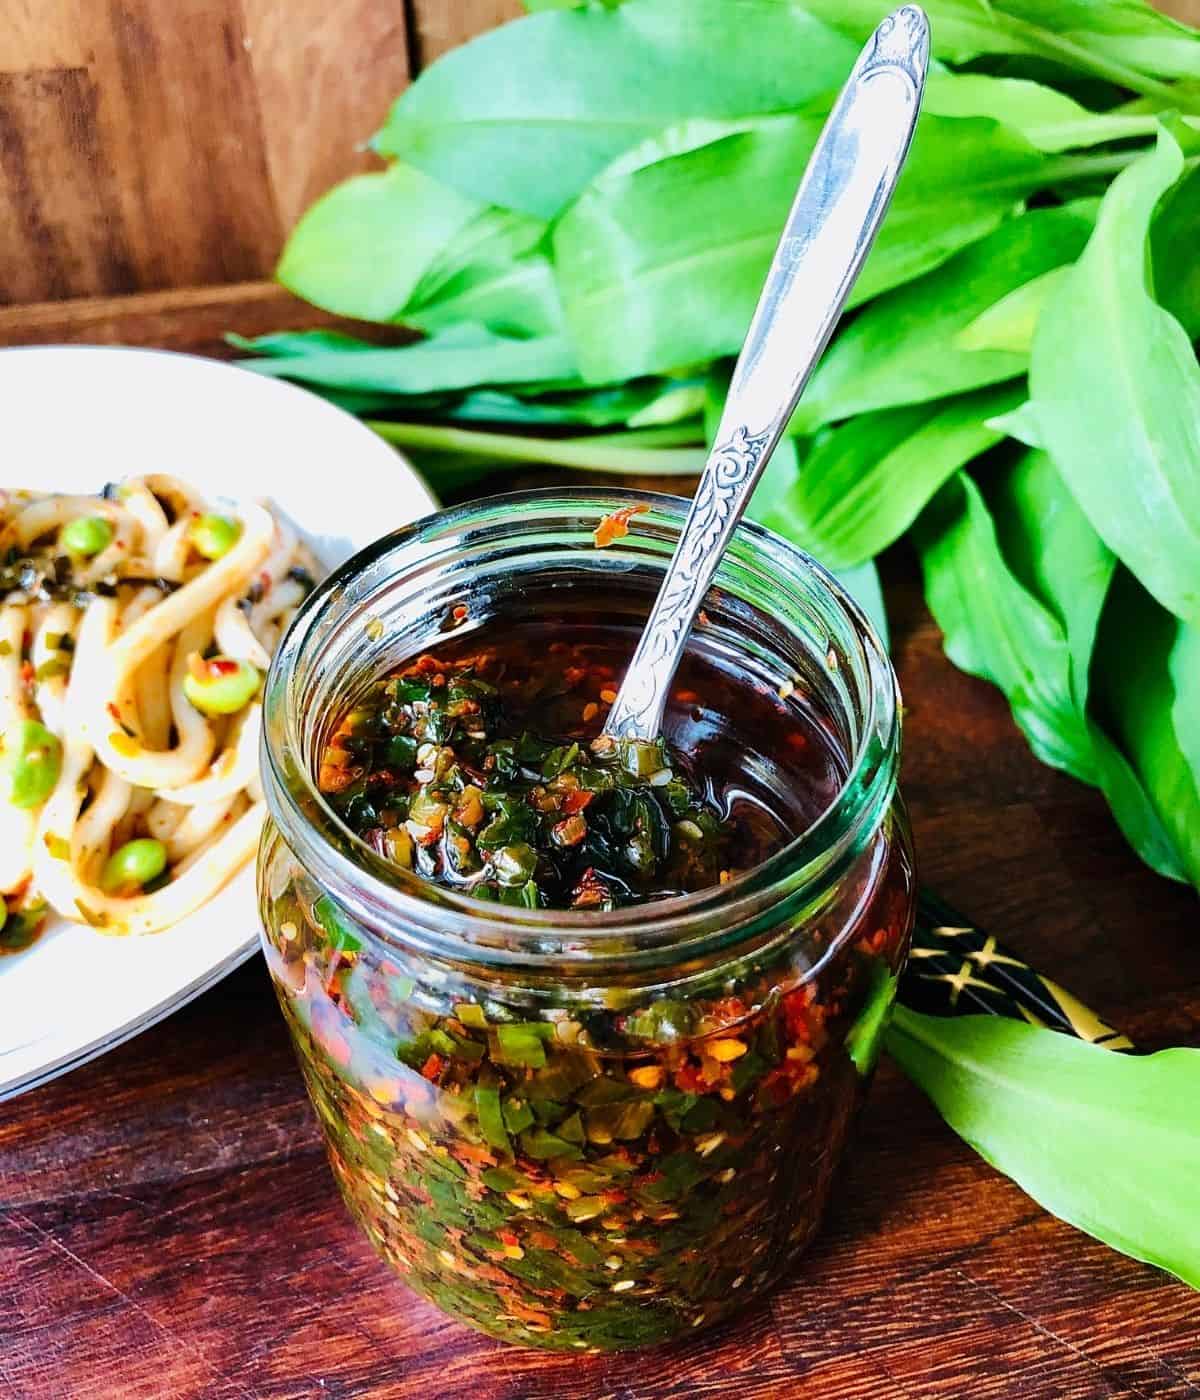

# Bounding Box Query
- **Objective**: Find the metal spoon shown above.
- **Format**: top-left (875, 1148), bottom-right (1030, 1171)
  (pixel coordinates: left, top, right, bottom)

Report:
top-left (604, 6), bottom-right (930, 744)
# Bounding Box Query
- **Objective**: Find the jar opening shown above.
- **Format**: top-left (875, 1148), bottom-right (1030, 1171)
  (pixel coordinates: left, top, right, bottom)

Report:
top-left (261, 490), bottom-right (901, 963)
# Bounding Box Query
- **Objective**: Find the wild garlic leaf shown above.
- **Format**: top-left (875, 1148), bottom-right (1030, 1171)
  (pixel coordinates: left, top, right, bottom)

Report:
top-left (275, 163), bottom-right (482, 322)
top-left (404, 208), bottom-right (562, 339)
top-left (770, 384), bottom-right (1023, 570)
top-left (1031, 127), bottom-right (1200, 625)
top-left (988, 448), bottom-right (1115, 709)
top-left (923, 72), bottom-right (1161, 151)
top-left (954, 268), bottom-right (1068, 354)
top-left (556, 115), bottom-right (1050, 381)
top-left (886, 1008), bottom-right (1200, 1292)
top-left (790, 205), bottom-right (1093, 432)
top-left (746, 436), bottom-right (890, 646)
top-left (985, 399), bottom-right (1044, 448)
top-left (1168, 623), bottom-right (1200, 788)
top-left (1092, 570), bottom-right (1200, 887)
top-left (917, 472), bottom-right (1094, 782)
top-left (239, 325), bottom-right (577, 396)
top-left (1151, 161), bottom-right (1200, 338)
top-left (374, 0), bottom-right (858, 218)
top-left (986, 451), bottom-right (1187, 884)
top-left (441, 382), bottom-right (699, 429)
top-left (802, 0), bottom-right (1200, 94)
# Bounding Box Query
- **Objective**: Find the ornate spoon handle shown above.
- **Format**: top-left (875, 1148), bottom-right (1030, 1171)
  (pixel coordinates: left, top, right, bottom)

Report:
top-left (606, 6), bottom-right (931, 742)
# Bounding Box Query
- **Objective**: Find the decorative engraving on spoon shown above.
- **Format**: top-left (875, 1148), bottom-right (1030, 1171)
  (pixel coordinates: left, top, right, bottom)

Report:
top-left (606, 427), bottom-right (771, 739)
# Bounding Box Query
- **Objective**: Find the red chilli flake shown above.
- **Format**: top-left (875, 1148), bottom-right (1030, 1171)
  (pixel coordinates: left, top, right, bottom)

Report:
top-left (593, 503), bottom-right (650, 549)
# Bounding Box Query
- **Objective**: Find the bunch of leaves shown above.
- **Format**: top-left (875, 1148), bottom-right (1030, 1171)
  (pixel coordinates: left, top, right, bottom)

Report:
top-left (235, 0), bottom-right (1200, 893)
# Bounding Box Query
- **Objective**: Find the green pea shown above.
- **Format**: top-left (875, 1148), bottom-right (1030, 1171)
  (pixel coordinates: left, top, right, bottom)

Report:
top-left (183, 655), bottom-right (262, 715)
top-left (101, 838), bottom-right (168, 894)
top-left (61, 515), bottom-right (114, 558)
top-left (189, 514), bottom-right (242, 561)
top-left (1, 720), bottom-right (63, 808)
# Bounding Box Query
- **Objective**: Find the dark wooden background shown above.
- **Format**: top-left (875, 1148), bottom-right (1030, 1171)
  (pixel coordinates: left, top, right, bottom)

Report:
top-left (0, 0), bottom-right (525, 305)
top-left (0, 297), bottom-right (1198, 1399)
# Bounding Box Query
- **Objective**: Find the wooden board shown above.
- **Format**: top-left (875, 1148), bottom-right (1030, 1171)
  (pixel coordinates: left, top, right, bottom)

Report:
top-left (0, 1), bottom-right (411, 304)
top-left (0, 285), bottom-right (1197, 1400)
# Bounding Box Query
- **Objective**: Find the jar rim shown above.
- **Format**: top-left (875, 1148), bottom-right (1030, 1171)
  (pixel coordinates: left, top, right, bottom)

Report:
top-left (261, 488), bottom-right (902, 958)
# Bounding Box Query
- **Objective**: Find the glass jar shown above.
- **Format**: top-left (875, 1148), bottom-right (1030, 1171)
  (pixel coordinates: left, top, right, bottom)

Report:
top-left (258, 489), bottom-right (915, 1352)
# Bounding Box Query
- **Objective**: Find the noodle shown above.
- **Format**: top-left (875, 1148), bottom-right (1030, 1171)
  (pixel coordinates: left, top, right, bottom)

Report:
top-left (0, 476), bottom-right (317, 943)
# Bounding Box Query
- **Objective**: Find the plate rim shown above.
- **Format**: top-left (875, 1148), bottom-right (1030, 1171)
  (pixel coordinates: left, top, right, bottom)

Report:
top-left (0, 342), bottom-right (436, 1101)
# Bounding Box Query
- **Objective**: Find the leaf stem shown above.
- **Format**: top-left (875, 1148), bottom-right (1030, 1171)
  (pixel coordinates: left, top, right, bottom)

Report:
top-left (366, 420), bottom-right (707, 475)
top-left (1040, 150), bottom-right (1143, 186)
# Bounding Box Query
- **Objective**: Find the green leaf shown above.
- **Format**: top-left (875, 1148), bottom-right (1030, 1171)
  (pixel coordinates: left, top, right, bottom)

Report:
top-left (239, 325), bottom-right (577, 395)
top-left (917, 470), bottom-right (1094, 781)
top-left (802, 0), bottom-right (1200, 97)
top-left (276, 163), bottom-right (481, 321)
top-left (1168, 622), bottom-right (1200, 786)
top-left (847, 964), bottom-right (899, 1076)
top-left (368, 421), bottom-right (705, 476)
top-left (988, 449), bottom-right (1115, 709)
top-left (405, 208), bottom-right (563, 339)
top-left (886, 1008), bottom-right (1200, 1291)
top-left (556, 114), bottom-right (1053, 382)
top-left (791, 206), bottom-right (1093, 432)
top-left (1030, 127), bottom-right (1200, 625)
top-left (983, 451), bottom-right (1184, 884)
top-left (747, 438), bottom-right (890, 645)
top-left (985, 399), bottom-right (1044, 449)
top-left (1151, 162), bottom-right (1200, 338)
top-left (1091, 570), bottom-right (1200, 887)
top-left (954, 267), bottom-right (1068, 354)
top-left (445, 380), bottom-right (700, 429)
top-left (924, 72), bottom-right (1165, 152)
top-left (375, 0), bottom-right (858, 218)
top-left (764, 385), bottom-right (1022, 571)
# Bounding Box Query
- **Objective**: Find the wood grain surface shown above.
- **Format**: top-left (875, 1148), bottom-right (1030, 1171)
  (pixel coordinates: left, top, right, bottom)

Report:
top-left (0, 0), bottom-right (411, 304)
top-left (0, 286), bottom-right (1197, 1400)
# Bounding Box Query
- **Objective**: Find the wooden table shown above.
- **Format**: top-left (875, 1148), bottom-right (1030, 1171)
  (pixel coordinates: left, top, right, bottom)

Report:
top-left (1, 286), bottom-right (1198, 1400)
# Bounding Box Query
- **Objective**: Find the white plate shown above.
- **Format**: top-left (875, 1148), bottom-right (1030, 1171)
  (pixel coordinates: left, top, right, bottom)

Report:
top-left (0, 346), bottom-right (436, 1101)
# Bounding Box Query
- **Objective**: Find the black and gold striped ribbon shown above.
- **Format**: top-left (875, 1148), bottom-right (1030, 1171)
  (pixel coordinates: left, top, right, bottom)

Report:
top-left (899, 889), bottom-right (1134, 1052)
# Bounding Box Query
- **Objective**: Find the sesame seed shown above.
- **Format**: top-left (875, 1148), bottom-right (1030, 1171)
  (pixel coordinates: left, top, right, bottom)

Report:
top-left (611, 1279), bottom-right (636, 1292)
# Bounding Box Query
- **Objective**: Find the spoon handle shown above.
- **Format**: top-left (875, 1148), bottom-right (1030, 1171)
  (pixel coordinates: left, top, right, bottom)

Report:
top-left (605, 6), bottom-right (930, 743)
